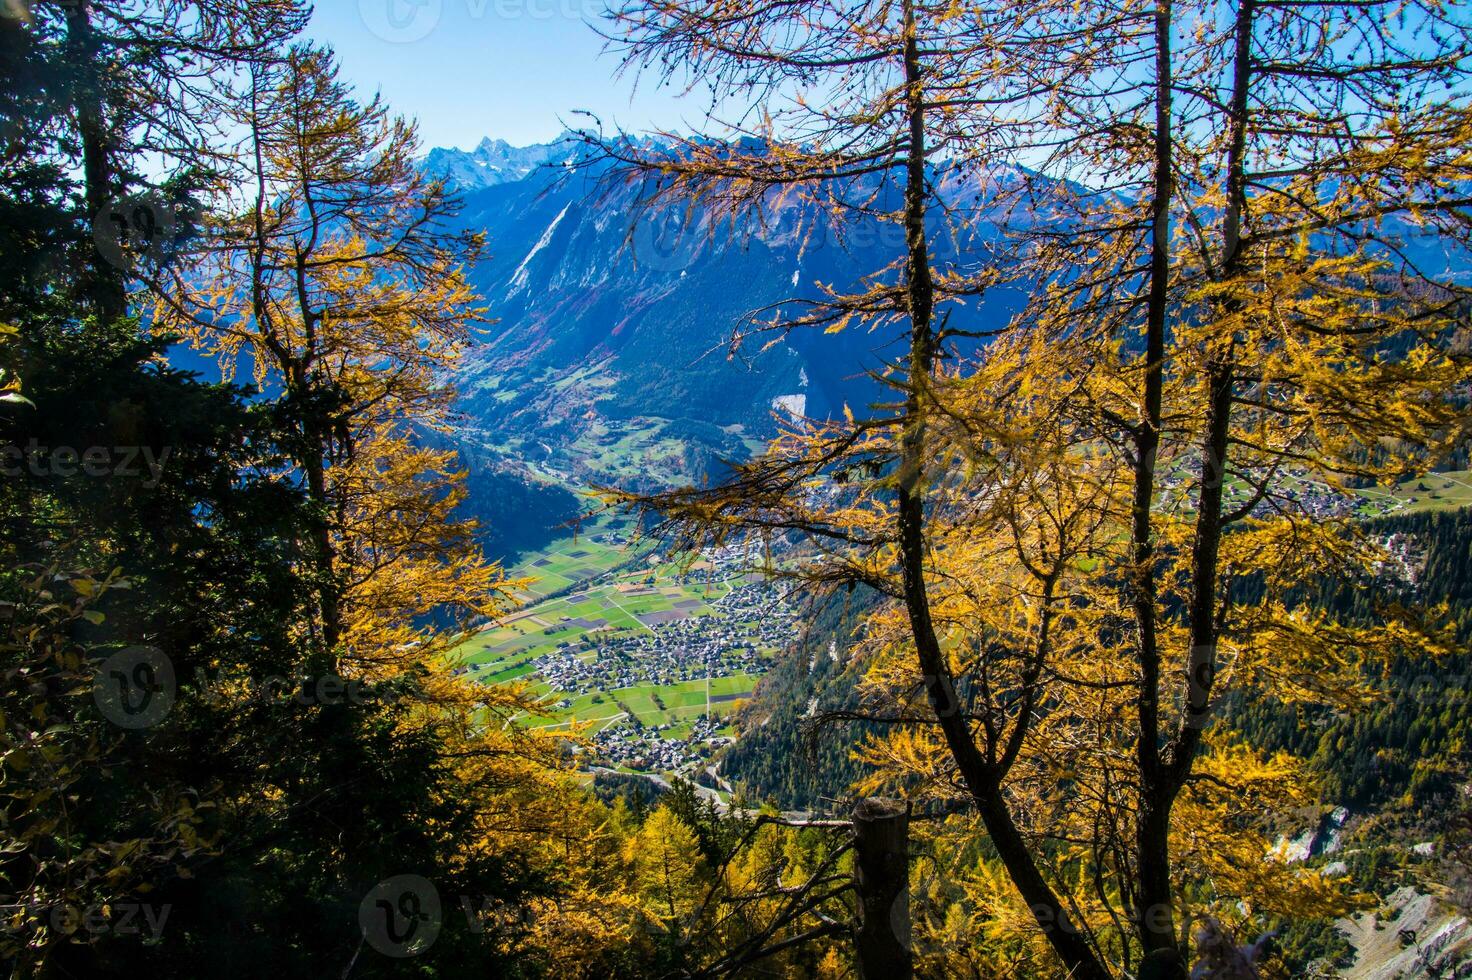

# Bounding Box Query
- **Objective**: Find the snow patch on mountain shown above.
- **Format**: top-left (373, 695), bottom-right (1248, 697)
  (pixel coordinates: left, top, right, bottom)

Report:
top-left (772, 394), bottom-right (807, 417)
top-left (510, 203), bottom-right (571, 291)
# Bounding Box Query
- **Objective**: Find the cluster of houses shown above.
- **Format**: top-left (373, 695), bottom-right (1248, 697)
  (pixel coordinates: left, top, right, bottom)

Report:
top-left (1374, 531), bottom-right (1424, 586)
top-left (1158, 466), bottom-right (1412, 521)
top-left (539, 544), bottom-right (798, 773)
top-left (1252, 482), bottom-right (1401, 521)
top-left (533, 579), bottom-right (797, 695)
top-left (591, 715), bottom-right (731, 772)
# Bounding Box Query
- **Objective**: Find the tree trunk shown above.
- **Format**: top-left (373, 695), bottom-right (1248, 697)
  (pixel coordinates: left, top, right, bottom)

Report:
top-left (852, 798), bottom-right (912, 980)
top-left (300, 434), bottom-right (343, 656)
top-left (1131, 1), bottom-right (1188, 973)
top-left (892, 4), bottom-right (1111, 977)
top-left (63, 0), bottom-right (127, 322)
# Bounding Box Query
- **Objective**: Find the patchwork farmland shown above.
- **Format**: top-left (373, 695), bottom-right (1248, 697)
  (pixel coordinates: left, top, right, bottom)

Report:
top-left (453, 513), bottom-right (798, 781)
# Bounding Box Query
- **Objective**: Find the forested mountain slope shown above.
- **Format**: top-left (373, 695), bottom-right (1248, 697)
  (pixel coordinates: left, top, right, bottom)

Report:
top-left (429, 136), bottom-right (1026, 491)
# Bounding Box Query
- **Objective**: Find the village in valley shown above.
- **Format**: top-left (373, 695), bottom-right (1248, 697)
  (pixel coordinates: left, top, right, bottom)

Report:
top-left (535, 579), bottom-right (793, 695)
top-left (450, 466), bottom-right (1472, 789)
top-left (452, 516), bottom-right (801, 787)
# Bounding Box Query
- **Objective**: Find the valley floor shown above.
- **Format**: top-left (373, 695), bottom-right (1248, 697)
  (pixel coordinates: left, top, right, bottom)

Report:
top-left (453, 509), bottom-right (797, 784)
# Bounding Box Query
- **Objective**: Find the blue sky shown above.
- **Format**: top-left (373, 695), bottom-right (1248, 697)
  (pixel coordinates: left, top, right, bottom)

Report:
top-left (311, 0), bottom-right (708, 150)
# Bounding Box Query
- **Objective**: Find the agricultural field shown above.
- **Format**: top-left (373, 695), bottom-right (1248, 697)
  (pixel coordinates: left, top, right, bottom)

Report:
top-left (1157, 462), bottom-right (1472, 521)
top-left (1352, 469), bottom-right (1472, 515)
top-left (526, 672), bottom-right (760, 733)
top-left (453, 511), bottom-right (793, 776)
top-left (456, 550), bottom-right (735, 677)
top-left (499, 510), bottom-right (643, 600)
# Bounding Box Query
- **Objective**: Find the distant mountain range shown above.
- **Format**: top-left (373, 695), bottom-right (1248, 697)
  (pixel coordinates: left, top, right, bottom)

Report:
top-left (422, 134), bottom-right (584, 192)
top-left (428, 133), bottom-right (1468, 558)
top-left (437, 131), bottom-right (884, 429)
top-left (422, 132), bottom-right (1051, 558)
top-left (429, 134), bottom-right (1024, 514)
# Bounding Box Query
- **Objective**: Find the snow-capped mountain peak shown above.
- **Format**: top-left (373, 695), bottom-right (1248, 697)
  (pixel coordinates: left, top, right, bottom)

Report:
top-left (421, 131), bottom-right (585, 191)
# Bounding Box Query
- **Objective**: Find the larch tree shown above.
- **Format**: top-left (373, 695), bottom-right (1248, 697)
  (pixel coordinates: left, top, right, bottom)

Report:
top-left (600, 0), bottom-right (1472, 975)
top-left (593, 0), bottom-right (1115, 972)
top-left (152, 43), bottom-right (507, 669)
top-left (14, 0), bottom-right (308, 321)
top-left (145, 47), bottom-right (611, 969)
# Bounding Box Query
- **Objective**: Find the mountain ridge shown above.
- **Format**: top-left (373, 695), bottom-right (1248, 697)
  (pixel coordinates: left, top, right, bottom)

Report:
top-left (431, 134), bottom-right (1024, 436)
top-left (421, 131), bottom-right (585, 191)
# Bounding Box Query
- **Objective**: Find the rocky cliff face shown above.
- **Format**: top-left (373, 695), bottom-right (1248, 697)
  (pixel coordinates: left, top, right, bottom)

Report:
top-left (430, 135), bottom-right (1028, 489)
top-left (1338, 886), bottom-right (1472, 979)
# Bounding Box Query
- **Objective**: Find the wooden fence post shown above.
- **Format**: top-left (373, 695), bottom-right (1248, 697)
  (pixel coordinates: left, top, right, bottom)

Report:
top-left (852, 797), bottom-right (912, 979)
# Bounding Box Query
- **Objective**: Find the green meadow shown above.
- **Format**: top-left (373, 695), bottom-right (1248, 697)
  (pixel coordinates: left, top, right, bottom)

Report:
top-left (1352, 469), bottom-right (1472, 515)
top-left (454, 511), bottom-right (766, 742)
top-left (524, 672), bottom-right (760, 732)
